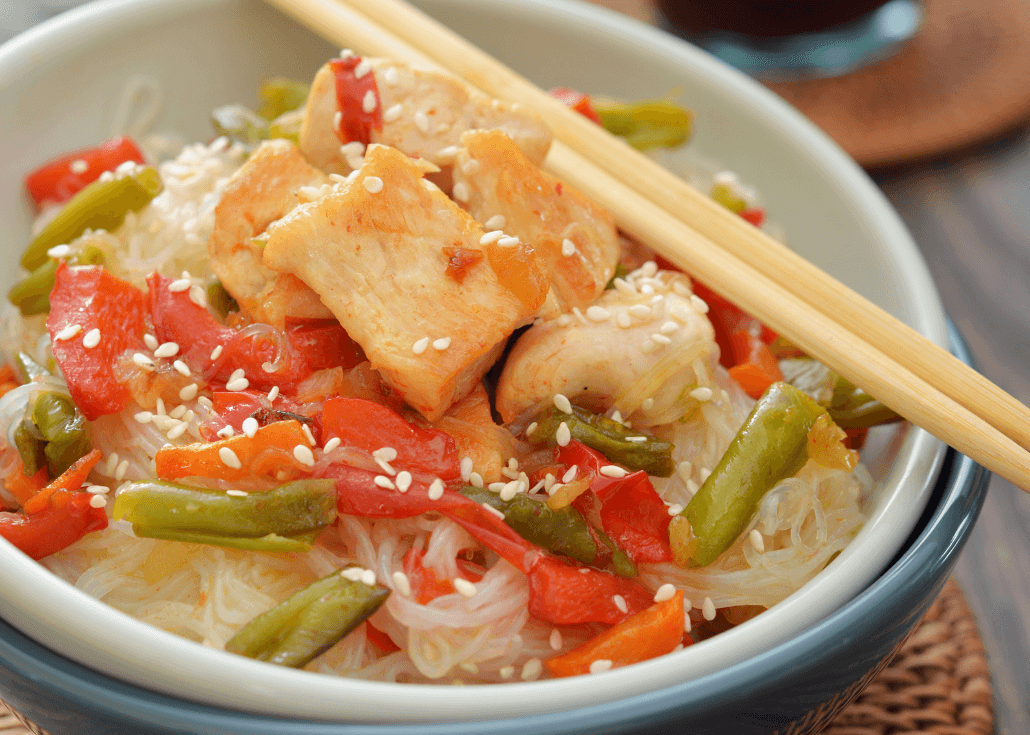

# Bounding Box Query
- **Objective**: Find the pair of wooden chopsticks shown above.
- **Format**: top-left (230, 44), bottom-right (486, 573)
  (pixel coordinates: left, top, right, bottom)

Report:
top-left (265, 0), bottom-right (1030, 493)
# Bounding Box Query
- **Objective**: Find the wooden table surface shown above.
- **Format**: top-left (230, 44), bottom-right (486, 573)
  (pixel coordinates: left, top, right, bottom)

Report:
top-left (4, 1), bottom-right (1030, 734)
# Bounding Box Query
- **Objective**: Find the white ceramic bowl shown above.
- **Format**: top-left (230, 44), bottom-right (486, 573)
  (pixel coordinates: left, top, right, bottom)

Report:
top-left (0, 0), bottom-right (948, 724)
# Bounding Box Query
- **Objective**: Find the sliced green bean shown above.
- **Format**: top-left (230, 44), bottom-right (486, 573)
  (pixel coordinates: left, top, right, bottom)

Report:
top-left (257, 78), bottom-right (310, 120)
top-left (32, 392), bottom-right (92, 477)
top-left (683, 382), bottom-right (825, 567)
top-left (461, 486), bottom-right (636, 578)
top-left (594, 98), bottom-right (693, 151)
top-left (206, 280), bottom-right (239, 318)
top-left (528, 405), bottom-right (674, 477)
top-left (13, 419), bottom-right (45, 477)
top-left (226, 569), bottom-right (390, 668)
top-left (134, 527), bottom-right (321, 553)
top-left (113, 479), bottom-right (337, 539)
top-left (21, 167), bottom-right (162, 271)
top-left (780, 357), bottom-right (901, 429)
top-left (9, 245), bottom-right (105, 315)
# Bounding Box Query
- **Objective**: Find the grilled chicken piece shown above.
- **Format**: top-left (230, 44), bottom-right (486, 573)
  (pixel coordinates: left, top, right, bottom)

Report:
top-left (299, 58), bottom-right (552, 176)
top-left (496, 265), bottom-right (718, 427)
top-left (430, 382), bottom-right (514, 484)
top-left (262, 143), bottom-right (549, 421)
top-left (451, 130), bottom-right (620, 317)
top-left (207, 139), bottom-right (333, 327)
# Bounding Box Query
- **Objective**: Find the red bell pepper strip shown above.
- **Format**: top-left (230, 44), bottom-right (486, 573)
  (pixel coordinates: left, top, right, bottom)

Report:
top-left (25, 136), bottom-right (147, 211)
top-left (402, 548), bottom-right (457, 604)
top-left (365, 620), bottom-right (401, 652)
top-left (147, 273), bottom-right (363, 395)
top-left (560, 441), bottom-right (673, 564)
top-left (47, 264), bottom-right (148, 421)
top-left (0, 449), bottom-right (107, 559)
top-left (549, 87), bottom-right (603, 125)
top-left (330, 56), bottom-right (382, 146)
top-left (322, 397), bottom-right (460, 481)
top-left (321, 462), bottom-right (652, 625)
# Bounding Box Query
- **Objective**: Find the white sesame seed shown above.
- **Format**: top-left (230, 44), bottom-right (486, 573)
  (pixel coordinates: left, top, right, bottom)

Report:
top-left (561, 465), bottom-right (578, 483)
top-left (383, 103), bottom-right (403, 122)
top-left (115, 459), bottom-right (129, 481)
top-left (226, 489), bottom-right (249, 498)
top-left (641, 397), bottom-right (655, 411)
top-left (133, 411), bottom-right (153, 424)
top-left (228, 367), bottom-right (246, 382)
top-left (323, 437), bottom-right (341, 453)
top-left (525, 421), bottom-right (538, 437)
top-left (556, 422), bottom-right (571, 447)
top-left (374, 475), bottom-right (396, 490)
top-left (260, 361), bottom-right (276, 374)
top-left (628, 304), bottom-right (651, 318)
top-left (586, 306), bottom-right (611, 322)
top-left (556, 314), bottom-right (573, 327)
top-left (749, 529), bottom-right (765, 553)
top-left (520, 657), bottom-right (542, 681)
top-left (412, 337), bottom-right (430, 354)
top-left (561, 238), bottom-right (577, 257)
top-left (152, 339), bottom-right (179, 358)
top-left (341, 567), bottom-right (364, 581)
top-left (460, 457), bottom-right (473, 481)
top-left (240, 417), bottom-right (258, 438)
top-left (267, 386), bottom-right (279, 402)
top-left (452, 182), bottom-right (470, 202)
top-left (392, 571), bottom-right (411, 597)
top-left (383, 66), bottom-right (399, 85)
top-left (47, 244), bottom-right (73, 259)
top-left (686, 479), bottom-right (700, 497)
top-left (667, 503), bottom-right (684, 516)
top-left (660, 320), bottom-right (679, 335)
top-left (393, 471), bottom-right (412, 493)
top-left (589, 659), bottom-right (613, 674)
top-left (499, 666), bottom-right (515, 679)
top-left (488, 481), bottom-right (506, 492)
top-left (361, 569), bottom-right (377, 587)
top-left (428, 478), bottom-right (445, 500)
top-left (413, 110), bottom-right (430, 133)
top-left (469, 472), bottom-right (484, 488)
top-left (432, 337), bottom-right (451, 350)
top-left (70, 158), bottom-right (90, 175)
top-left (549, 628), bottom-right (563, 650)
top-left (481, 502), bottom-right (505, 519)
top-left (690, 387), bottom-right (713, 401)
top-left (353, 58), bottom-right (371, 78)
top-left (552, 393), bottom-right (573, 415)
top-left (88, 494), bottom-right (107, 509)
top-left (361, 90), bottom-right (377, 113)
top-left (168, 278), bottom-right (191, 293)
top-left (651, 333), bottom-right (672, 345)
top-left (87, 485), bottom-right (109, 495)
top-left (168, 360), bottom-right (189, 377)
top-left (226, 378), bottom-right (249, 392)
top-left (484, 214), bottom-right (506, 229)
top-left (56, 324), bottom-right (82, 341)
top-left (479, 230), bottom-right (504, 246)
top-left (613, 595), bottom-right (628, 614)
top-left (132, 353), bottom-right (154, 369)
top-left (613, 278), bottom-right (636, 296)
top-left (219, 447), bottom-right (242, 470)
top-left (176, 383), bottom-right (198, 401)
top-left (293, 444), bottom-right (315, 467)
top-left (499, 481), bottom-right (519, 502)
top-left (189, 285), bottom-right (207, 308)
top-left (363, 176), bottom-right (384, 193)
top-left (599, 465), bottom-right (629, 478)
top-left (332, 110), bottom-right (343, 131)
top-left (702, 596), bottom-right (716, 621)
top-left (654, 583), bottom-right (677, 603)
top-left (454, 578), bottom-right (477, 597)
top-left (82, 328), bottom-right (101, 349)
top-left (169, 405), bottom-right (187, 419)
top-left (165, 422), bottom-right (188, 440)
top-left (690, 295), bottom-right (709, 313)
top-left (210, 345), bottom-right (224, 361)
top-left (197, 396), bottom-right (214, 408)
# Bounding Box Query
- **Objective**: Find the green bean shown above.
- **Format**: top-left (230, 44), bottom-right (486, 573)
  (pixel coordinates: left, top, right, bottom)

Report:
top-left (710, 182), bottom-right (747, 214)
top-left (21, 167), bottom-right (162, 271)
top-left (594, 99), bottom-right (693, 151)
top-left (257, 78), bottom-right (310, 120)
top-left (528, 405), bottom-right (675, 477)
top-left (113, 479), bottom-right (337, 539)
top-left (462, 486), bottom-right (637, 577)
top-left (211, 104), bottom-right (270, 146)
top-left (13, 419), bottom-right (45, 477)
top-left (133, 528), bottom-right (321, 553)
top-left (9, 245), bottom-right (106, 315)
top-left (31, 392), bottom-right (92, 477)
top-left (779, 357), bottom-right (901, 429)
top-left (604, 262), bottom-right (628, 290)
top-left (682, 382), bottom-right (825, 567)
top-left (206, 280), bottom-right (239, 318)
top-left (225, 569), bottom-right (390, 668)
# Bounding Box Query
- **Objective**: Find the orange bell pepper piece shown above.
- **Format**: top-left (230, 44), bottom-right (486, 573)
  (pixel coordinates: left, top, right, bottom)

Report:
top-left (545, 589), bottom-right (688, 677)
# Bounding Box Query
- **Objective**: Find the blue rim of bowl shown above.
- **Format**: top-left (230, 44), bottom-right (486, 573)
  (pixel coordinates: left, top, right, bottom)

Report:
top-left (0, 322), bottom-right (989, 735)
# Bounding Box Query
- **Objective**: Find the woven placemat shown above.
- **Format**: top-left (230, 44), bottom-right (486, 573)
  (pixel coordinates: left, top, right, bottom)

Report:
top-left (0, 579), bottom-right (993, 734)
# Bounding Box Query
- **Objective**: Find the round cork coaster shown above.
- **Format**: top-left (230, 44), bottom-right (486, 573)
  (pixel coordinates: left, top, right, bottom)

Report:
top-left (762, 0), bottom-right (1030, 169)
top-left (0, 580), bottom-right (993, 735)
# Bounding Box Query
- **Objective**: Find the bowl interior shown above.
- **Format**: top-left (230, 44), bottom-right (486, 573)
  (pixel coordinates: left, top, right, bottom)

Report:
top-left (0, 0), bottom-right (948, 723)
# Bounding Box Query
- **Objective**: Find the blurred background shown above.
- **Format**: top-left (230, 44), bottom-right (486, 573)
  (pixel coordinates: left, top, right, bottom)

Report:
top-left (4, 0), bottom-right (1030, 733)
